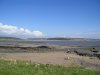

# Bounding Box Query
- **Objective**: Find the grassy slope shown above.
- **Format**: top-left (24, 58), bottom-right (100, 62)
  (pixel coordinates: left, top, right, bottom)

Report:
top-left (27, 37), bottom-right (100, 41)
top-left (0, 37), bottom-right (100, 41)
top-left (0, 37), bottom-right (23, 41)
top-left (0, 59), bottom-right (100, 75)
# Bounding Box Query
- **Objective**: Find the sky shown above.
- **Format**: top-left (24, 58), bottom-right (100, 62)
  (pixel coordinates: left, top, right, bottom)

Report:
top-left (0, 0), bottom-right (100, 38)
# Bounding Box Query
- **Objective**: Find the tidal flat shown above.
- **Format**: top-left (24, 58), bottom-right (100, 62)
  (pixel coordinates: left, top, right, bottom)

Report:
top-left (0, 40), bottom-right (100, 71)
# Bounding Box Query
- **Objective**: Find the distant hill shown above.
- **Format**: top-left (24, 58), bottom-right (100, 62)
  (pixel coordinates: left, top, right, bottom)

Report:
top-left (27, 37), bottom-right (100, 41)
top-left (47, 38), bottom-right (76, 40)
top-left (27, 38), bottom-right (47, 40)
top-left (0, 37), bottom-right (100, 41)
top-left (0, 37), bottom-right (22, 40)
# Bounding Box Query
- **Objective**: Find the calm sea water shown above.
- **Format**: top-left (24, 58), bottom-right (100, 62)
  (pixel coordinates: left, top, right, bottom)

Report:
top-left (30, 40), bottom-right (100, 46)
top-left (0, 40), bottom-right (100, 46)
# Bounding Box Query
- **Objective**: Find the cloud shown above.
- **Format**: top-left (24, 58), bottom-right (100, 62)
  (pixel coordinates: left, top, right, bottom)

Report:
top-left (69, 32), bottom-right (100, 39)
top-left (54, 32), bottom-right (100, 39)
top-left (0, 22), bottom-right (43, 38)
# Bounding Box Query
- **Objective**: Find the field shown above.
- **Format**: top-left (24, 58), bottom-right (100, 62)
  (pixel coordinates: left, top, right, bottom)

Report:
top-left (0, 59), bottom-right (100, 75)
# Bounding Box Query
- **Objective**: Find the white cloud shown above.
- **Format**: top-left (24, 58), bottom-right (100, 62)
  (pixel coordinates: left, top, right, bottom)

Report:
top-left (0, 22), bottom-right (43, 37)
top-left (33, 31), bottom-right (43, 37)
top-left (68, 32), bottom-right (100, 39)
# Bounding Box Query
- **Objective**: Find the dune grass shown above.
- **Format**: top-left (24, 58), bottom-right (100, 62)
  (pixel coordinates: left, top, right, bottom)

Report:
top-left (0, 59), bottom-right (100, 75)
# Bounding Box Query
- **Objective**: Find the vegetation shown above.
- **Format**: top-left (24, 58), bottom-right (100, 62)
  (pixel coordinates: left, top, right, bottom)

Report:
top-left (0, 59), bottom-right (100, 75)
top-left (0, 37), bottom-right (22, 41)
top-left (47, 38), bottom-right (74, 40)
top-left (0, 36), bottom-right (100, 41)
top-left (27, 37), bottom-right (100, 41)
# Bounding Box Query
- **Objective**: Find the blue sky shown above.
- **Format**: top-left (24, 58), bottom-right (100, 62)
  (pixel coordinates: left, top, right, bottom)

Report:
top-left (0, 0), bottom-right (100, 38)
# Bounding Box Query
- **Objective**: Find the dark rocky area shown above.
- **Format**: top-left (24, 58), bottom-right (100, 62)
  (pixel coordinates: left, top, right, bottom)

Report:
top-left (0, 45), bottom-right (100, 59)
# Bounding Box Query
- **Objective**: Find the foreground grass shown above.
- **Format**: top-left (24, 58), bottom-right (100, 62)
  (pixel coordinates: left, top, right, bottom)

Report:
top-left (0, 59), bottom-right (100, 75)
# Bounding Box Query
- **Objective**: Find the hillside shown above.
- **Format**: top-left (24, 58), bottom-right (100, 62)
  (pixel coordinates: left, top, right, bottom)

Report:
top-left (27, 37), bottom-right (100, 41)
top-left (0, 37), bottom-right (22, 40)
top-left (0, 37), bottom-right (100, 41)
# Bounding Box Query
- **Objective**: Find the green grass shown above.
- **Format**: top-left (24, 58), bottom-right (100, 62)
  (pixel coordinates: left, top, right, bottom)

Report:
top-left (0, 59), bottom-right (100, 75)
